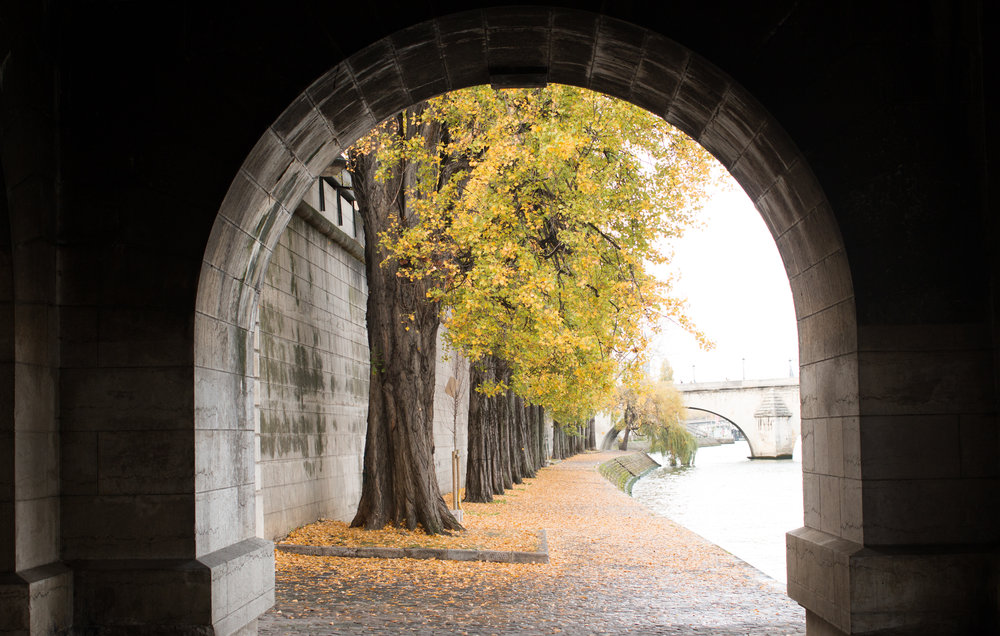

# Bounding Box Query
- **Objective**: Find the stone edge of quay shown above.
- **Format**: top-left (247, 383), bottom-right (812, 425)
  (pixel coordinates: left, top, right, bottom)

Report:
top-left (275, 528), bottom-right (549, 564)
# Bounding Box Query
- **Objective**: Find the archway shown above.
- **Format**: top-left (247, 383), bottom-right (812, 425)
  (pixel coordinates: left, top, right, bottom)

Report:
top-left (194, 7), bottom-right (855, 634)
top-left (683, 406), bottom-right (758, 456)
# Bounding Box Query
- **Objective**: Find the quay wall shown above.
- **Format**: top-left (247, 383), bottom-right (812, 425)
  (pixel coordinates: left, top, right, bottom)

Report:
top-left (255, 203), bottom-right (468, 540)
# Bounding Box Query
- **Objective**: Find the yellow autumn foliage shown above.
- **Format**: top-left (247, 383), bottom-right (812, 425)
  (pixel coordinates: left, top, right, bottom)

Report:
top-left (353, 85), bottom-right (718, 423)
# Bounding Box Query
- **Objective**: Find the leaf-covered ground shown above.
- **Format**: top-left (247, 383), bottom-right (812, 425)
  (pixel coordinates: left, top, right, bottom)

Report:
top-left (261, 451), bottom-right (805, 635)
top-left (280, 487), bottom-right (542, 553)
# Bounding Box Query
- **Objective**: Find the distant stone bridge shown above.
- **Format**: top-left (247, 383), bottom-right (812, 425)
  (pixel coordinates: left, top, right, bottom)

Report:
top-left (675, 378), bottom-right (800, 459)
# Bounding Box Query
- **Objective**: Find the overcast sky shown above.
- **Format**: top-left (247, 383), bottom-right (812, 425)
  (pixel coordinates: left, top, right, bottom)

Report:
top-left (651, 175), bottom-right (799, 384)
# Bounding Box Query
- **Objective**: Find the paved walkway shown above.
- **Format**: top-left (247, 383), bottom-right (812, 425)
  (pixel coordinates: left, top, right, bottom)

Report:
top-left (260, 451), bottom-right (806, 635)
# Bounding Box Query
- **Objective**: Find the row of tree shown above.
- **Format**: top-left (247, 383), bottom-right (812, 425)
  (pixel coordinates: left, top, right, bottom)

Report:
top-left (349, 85), bottom-right (716, 534)
top-left (465, 356), bottom-right (543, 502)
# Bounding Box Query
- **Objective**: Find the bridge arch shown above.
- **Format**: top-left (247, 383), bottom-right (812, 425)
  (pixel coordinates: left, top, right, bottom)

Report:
top-left (683, 406), bottom-right (757, 457)
top-left (678, 380), bottom-right (801, 459)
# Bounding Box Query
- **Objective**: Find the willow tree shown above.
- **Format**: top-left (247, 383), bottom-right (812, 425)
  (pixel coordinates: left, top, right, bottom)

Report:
top-left (615, 378), bottom-right (697, 466)
top-left (375, 86), bottom-right (716, 501)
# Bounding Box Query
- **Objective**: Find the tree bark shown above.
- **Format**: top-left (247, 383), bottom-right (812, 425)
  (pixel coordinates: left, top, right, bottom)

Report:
top-left (552, 420), bottom-right (564, 460)
top-left (514, 396), bottom-right (534, 479)
top-left (618, 404), bottom-right (636, 451)
top-left (487, 385), bottom-right (505, 494)
top-left (467, 355), bottom-right (520, 500)
top-left (587, 417), bottom-right (597, 451)
top-left (619, 427), bottom-right (631, 451)
top-left (525, 403), bottom-right (537, 471)
top-left (464, 361), bottom-right (495, 502)
top-left (524, 400), bottom-right (539, 474)
top-left (350, 112), bottom-right (462, 534)
top-left (537, 405), bottom-right (547, 466)
top-left (497, 371), bottom-right (514, 490)
top-left (551, 421), bottom-right (559, 460)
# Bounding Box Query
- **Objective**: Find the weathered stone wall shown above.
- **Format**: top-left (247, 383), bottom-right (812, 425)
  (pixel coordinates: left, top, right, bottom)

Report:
top-left (256, 204), bottom-right (468, 540)
top-left (256, 208), bottom-right (369, 538)
top-left (432, 339), bottom-right (469, 501)
top-left (598, 453), bottom-right (661, 495)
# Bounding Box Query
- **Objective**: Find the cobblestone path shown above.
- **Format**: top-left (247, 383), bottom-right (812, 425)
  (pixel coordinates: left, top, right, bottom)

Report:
top-left (260, 452), bottom-right (806, 635)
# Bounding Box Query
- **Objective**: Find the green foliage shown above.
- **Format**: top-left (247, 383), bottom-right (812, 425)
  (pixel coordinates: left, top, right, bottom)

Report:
top-left (615, 374), bottom-right (697, 467)
top-left (353, 85), bottom-right (717, 423)
top-left (648, 419), bottom-right (698, 467)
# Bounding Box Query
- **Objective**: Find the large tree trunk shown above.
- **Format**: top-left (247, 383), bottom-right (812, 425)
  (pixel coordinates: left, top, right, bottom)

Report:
top-left (587, 417), bottom-right (597, 451)
top-left (507, 389), bottom-right (523, 485)
top-left (524, 400), bottom-right (539, 474)
top-left (464, 361), bottom-right (495, 502)
top-left (618, 404), bottom-right (635, 451)
top-left (537, 405), bottom-right (547, 466)
top-left (552, 421), bottom-right (564, 460)
top-left (497, 369), bottom-right (514, 490)
top-left (619, 427), bottom-right (632, 451)
top-left (487, 384), bottom-right (505, 495)
top-left (465, 356), bottom-right (541, 497)
top-left (524, 403), bottom-right (537, 471)
top-left (465, 355), bottom-right (513, 501)
top-left (514, 395), bottom-right (534, 479)
top-left (350, 112), bottom-right (462, 534)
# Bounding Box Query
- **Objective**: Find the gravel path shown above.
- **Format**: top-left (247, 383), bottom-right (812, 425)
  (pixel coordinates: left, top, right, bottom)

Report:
top-left (260, 451), bottom-right (805, 635)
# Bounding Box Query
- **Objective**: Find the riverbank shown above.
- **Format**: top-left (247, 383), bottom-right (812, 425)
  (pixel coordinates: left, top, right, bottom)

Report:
top-left (261, 451), bottom-right (805, 634)
top-left (597, 451), bottom-right (660, 494)
top-left (634, 441), bottom-right (803, 583)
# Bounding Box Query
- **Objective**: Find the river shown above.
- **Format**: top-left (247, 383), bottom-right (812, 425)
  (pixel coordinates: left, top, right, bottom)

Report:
top-left (630, 440), bottom-right (803, 583)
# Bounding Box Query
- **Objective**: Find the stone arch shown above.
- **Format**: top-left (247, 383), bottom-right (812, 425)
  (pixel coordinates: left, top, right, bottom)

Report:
top-left (683, 406), bottom-right (758, 456)
top-left (193, 4), bottom-right (857, 627)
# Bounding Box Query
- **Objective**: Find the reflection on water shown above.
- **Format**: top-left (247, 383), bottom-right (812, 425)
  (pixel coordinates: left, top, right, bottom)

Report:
top-left (631, 440), bottom-right (802, 582)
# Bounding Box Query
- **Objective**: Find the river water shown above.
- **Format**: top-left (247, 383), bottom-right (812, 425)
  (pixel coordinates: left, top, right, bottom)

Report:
top-left (631, 440), bottom-right (803, 583)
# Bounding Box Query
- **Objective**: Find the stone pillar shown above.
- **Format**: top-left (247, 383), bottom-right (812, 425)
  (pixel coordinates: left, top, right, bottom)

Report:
top-left (48, 27), bottom-right (277, 636)
top-left (0, 4), bottom-right (74, 631)
top-left (788, 323), bottom-right (999, 634)
top-left (752, 389), bottom-right (795, 458)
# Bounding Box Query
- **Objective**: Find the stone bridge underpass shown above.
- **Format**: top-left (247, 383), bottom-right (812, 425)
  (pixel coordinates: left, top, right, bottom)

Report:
top-left (677, 379), bottom-right (801, 459)
top-left (2, 3), bottom-right (994, 635)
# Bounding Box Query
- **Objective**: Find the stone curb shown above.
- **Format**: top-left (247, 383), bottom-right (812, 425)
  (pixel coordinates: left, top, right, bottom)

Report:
top-left (598, 452), bottom-right (660, 495)
top-left (276, 529), bottom-right (549, 564)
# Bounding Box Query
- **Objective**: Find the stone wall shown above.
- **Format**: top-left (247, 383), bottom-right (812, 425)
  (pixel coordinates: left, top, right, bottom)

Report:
top-left (256, 203), bottom-right (468, 540)
top-left (598, 453), bottom-right (661, 495)
top-left (432, 341), bottom-right (469, 501)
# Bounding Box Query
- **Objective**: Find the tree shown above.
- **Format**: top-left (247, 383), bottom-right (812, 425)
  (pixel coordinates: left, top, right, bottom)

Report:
top-left (349, 106), bottom-right (464, 534)
top-left (351, 86), bottom-right (715, 525)
top-left (382, 86), bottom-right (716, 425)
top-left (645, 382), bottom-right (697, 467)
top-left (614, 377), bottom-right (696, 466)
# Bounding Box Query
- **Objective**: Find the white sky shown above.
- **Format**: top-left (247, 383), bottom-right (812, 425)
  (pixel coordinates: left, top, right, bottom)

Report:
top-left (650, 176), bottom-right (798, 384)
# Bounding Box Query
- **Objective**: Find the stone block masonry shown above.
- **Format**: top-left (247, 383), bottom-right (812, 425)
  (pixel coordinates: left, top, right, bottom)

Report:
top-left (0, 5), bottom-right (991, 633)
top-left (275, 529), bottom-right (549, 564)
top-left (598, 452), bottom-right (661, 495)
top-left (256, 201), bottom-right (468, 541)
